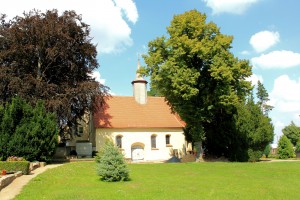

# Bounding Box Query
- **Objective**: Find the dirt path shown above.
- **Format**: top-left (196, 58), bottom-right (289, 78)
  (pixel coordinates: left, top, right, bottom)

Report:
top-left (0, 164), bottom-right (62, 200)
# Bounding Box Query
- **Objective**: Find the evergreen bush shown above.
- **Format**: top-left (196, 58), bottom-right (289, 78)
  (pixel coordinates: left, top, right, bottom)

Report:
top-left (0, 97), bottom-right (58, 162)
top-left (263, 144), bottom-right (271, 158)
top-left (277, 135), bottom-right (295, 159)
top-left (248, 149), bottom-right (263, 162)
top-left (96, 140), bottom-right (129, 182)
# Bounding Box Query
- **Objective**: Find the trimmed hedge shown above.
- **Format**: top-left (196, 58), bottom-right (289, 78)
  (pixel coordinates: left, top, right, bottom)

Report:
top-left (0, 161), bottom-right (30, 175)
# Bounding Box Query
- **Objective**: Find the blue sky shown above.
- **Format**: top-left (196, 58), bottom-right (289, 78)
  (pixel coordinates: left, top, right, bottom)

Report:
top-left (1, 0), bottom-right (300, 143)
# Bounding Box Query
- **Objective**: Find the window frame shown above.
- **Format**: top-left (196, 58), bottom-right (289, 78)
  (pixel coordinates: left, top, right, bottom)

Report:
top-left (151, 134), bottom-right (157, 149)
top-left (165, 134), bottom-right (172, 147)
top-left (116, 135), bottom-right (123, 148)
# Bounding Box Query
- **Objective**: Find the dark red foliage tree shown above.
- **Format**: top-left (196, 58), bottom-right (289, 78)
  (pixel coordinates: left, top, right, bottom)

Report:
top-left (0, 9), bottom-right (108, 137)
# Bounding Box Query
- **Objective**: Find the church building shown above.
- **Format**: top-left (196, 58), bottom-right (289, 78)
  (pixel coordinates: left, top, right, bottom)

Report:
top-left (62, 60), bottom-right (188, 162)
top-left (93, 60), bottom-right (187, 161)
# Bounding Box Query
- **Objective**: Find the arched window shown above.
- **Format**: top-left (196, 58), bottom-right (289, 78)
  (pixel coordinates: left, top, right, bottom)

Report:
top-left (166, 135), bottom-right (171, 145)
top-left (151, 134), bottom-right (157, 148)
top-left (116, 135), bottom-right (123, 148)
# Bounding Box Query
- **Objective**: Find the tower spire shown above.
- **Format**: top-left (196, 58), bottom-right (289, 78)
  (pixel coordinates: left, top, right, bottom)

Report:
top-left (132, 56), bottom-right (148, 104)
top-left (136, 54), bottom-right (141, 79)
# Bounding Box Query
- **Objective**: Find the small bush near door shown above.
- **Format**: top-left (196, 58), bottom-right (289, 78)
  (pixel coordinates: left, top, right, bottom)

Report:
top-left (95, 140), bottom-right (129, 182)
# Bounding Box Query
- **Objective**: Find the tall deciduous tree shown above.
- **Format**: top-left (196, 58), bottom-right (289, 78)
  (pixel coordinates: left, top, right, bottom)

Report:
top-left (142, 10), bottom-right (252, 157)
top-left (0, 10), bottom-right (108, 136)
top-left (282, 121), bottom-right (300, 146)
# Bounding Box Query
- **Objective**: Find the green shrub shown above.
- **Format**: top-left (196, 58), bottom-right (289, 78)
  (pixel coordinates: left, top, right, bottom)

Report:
top-left (0, 161), bottom-right (30, 175)
top-left (263, 144), bottom-right (271, 158)
top-left (96, 140), bottom-right (129, 182)
top-left (0, 97), bottom-right (58, 162)
top-left (247, 149), bottom-right (262, 162)
top-left (277, 135), bottom-right (295, 159)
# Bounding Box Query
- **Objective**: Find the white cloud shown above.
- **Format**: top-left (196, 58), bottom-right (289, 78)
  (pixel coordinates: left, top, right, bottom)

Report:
top-left (91, 71), bottom-right (105, 84)
top-left (203, 0), bottom-right (259, 15)
top-left (246, 74), bottom-right (263, 86)
top-left (251, 50), bottom-right (300, 69)
top-left (250, 31), bottom-right (280, 53)
top-left (273, 120), bottom-right (285, 144)
top-left (270, 75), bottom-right (300, 113)
top-left (268, 75), bottom-right (300, 143)
top-left (0, 0), bottom-right (138, 54)
top-left (114, 0), bottom-right (138, 23)
top-left (240, 50), bottom-right (250, 55)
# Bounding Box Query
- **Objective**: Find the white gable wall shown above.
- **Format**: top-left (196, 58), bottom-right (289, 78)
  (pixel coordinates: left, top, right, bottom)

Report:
top-left (95, 128), bottom-right (186, 162)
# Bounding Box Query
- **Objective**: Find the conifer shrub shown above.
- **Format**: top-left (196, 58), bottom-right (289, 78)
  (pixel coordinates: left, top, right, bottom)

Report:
top-left (277, 135), bottom-right (295, 159)
top-left (96, 140), bottom-right (129, 182)
top-left (263, 144), bottom-right (271, 158)
top-left (0, 97), bottom-right (58, 162)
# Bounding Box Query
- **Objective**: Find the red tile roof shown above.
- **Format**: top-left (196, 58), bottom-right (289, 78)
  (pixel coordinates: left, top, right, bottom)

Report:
top-left (94, 96), bottom-right (185, 128)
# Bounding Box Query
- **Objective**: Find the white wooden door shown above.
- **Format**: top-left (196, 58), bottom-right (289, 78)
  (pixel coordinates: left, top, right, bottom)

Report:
top-left (131, 146), bottom-right (144, 160)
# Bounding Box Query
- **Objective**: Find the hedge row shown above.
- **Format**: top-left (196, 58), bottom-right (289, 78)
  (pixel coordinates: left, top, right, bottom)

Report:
top-left (0, 161), bottom-right (30, 175)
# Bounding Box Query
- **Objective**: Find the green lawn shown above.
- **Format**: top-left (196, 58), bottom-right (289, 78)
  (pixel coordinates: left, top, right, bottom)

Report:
top-left (15, 161), bottom-right (300, 200)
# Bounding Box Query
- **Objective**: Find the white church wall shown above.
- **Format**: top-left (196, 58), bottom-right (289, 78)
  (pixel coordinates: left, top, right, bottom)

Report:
top-left (95, 128), bottom-right (186, 161)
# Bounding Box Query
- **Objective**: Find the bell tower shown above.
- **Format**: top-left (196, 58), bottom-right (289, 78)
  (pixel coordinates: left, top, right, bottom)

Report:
top-left (131, 58), bottom-right (148, 104)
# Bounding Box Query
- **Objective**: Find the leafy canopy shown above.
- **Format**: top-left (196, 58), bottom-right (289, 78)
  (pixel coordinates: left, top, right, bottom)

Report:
top-left (277, 135), bottom-right (295, 159)
top-left (142, 10), bottom-right (252, 144)
top-left (0, 9), bottom-right (108, 136)
top-left (282, 121), bottom-right (300, 146)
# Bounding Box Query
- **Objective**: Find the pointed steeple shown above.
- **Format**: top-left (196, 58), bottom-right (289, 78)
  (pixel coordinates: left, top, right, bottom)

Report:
top-left (135, 57), bottom-right (142, 79)
top-left (132, 57), bottom-right (148, 104)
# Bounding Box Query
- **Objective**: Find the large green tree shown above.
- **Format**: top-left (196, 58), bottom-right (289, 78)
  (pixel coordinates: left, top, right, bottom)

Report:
top-left (282, 121), bottom-right (300, 146)
top-left (277, 135), bottom-right (295, 159)
top-left (142, 10), bottom-right (252, 158)
top-left (0, 97), bottom-right (58, 161)
top-left (0, 10), bottom-right (108, 136)
top-left (234, 95), bottom-right (274, 161)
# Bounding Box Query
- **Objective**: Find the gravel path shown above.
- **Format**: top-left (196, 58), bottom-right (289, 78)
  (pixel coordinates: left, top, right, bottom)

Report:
top-left (0, 164), bottom-right (62, 200)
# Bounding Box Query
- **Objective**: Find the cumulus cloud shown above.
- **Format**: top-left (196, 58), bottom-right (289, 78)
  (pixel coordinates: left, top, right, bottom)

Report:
top-left (203, 0), bottom-right (259, 15)
top-left (114, 0), bottom-right (138, 23)
top-left (0, 0), bottom-right (138, 54)
top-left (251, 50), bottom-right (300, 69)
top-left (250, 31), bottom-right (280, 53)
top-left (91, 71), bottom-right (106, 84)
top-left (270, 75), bottom-right (300, 113)
top-left (268, 75), bottom-right (300, 143)
top-left (246, 74), bottom-right (263, 86)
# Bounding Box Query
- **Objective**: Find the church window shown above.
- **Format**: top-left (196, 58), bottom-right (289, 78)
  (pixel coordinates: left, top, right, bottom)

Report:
top-left (151, 134), bottom-right (157, 148)
top-left (116, 135), bottom-right (123, 148)
top-left (166, 135), bottom-right (171, 145)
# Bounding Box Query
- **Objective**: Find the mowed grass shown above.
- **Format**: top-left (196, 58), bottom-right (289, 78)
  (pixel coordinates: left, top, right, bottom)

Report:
top-left (15, 161), bottom-right (300, 200)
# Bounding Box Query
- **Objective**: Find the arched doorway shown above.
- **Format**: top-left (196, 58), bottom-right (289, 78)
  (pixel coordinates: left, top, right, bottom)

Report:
top-left (131, 143), bottom-right (145, 161)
